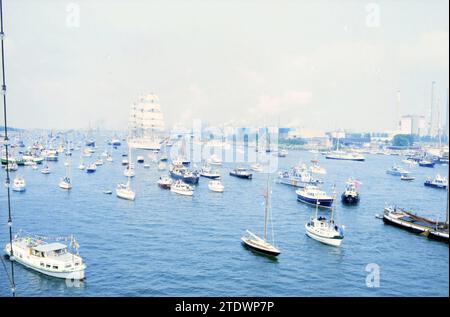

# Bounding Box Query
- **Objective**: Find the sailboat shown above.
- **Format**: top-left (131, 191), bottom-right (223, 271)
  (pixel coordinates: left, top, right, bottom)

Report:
top-left (59, 160), bottom-right (72, 190)
top-left (116, 142), bottom-right (136, 200)
top-left (128, 94), bottom-right (165, 150)
top-left (241, 175), bottom-right (280, 256)
top-left (305, 188), bottom-right (345, 247)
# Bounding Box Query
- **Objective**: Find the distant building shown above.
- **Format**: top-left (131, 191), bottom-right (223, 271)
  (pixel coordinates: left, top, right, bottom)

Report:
top-left (288, 128), bottom-right (327, 139)
top-left (399, 115), bottom-right (426, 136)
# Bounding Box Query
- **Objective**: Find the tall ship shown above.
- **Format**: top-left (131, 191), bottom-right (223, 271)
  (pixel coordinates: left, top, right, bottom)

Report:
top-left (128, 94), bottom-right (165, 151)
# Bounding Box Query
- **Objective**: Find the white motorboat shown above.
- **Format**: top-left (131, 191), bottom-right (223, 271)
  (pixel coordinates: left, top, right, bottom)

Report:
top-left (94, 159), bottom-right (104, 166)
top-left (5, 235), bottom-right (86, 280)
top-left (158, 162), bottom-right (166, 170)
top-left (157, 175), bottom-right (172, 189)
top-left (200, 164), bottom-right (221, 179)
top-left (296, 185), bottom-right (334, 208)
top-left (208, 180), bottom-right (224, 192)
top-left (278, 149), bottom-right (288, 157)
top-left (78, 162), bottom-right (86, 170)
top-left (170, 180), bottom-right (194, 196)
top-left (424, 174), bottom-right (448, 189)
top-left (116, 181), bottom-right (135, 200)
top-left (123, 165), bottom-right (135, 177)
top-left (144, 163), bottom-right (151, 169)
top-left (59, 177), bottom-right (72, 190)
top-left (250, 163), bottom-right (263, 172)
top-left (207, 154), bottom-right (222, 166)
top-left (12, 176), bottom-right (26, 192)
top-left (305, 194), bottom-right (345, 247)
top-left (242, 175), bottom-right (280, 256)
top-left (41, 165), bottom-right (51, 174)
top-left (86, 164), bottom-right (97, 173)
top-left (106, 154), bottom-right (113, 162)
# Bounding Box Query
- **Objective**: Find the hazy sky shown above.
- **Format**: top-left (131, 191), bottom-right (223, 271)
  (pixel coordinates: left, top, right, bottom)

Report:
top-left (3, 0), bottom-right (449, 131)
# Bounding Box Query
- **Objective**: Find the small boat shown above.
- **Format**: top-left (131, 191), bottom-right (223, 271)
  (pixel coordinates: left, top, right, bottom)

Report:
top-left (424, 174), bottom-right (448, 189)
top-left (386, 165), bottom-right (409, 176)
top-left (400, 173), bottom-right (415, 181)
top-left (5, 235), bottom-right (86, 280)
top-left (207, 154), bottom-right (222, 166)
top-left (278, 149), bottom-right (288, 157)
top-left (78, 162), bottom-right (86, 170)
top-left (136, 155), bottom-right (145, 163)
top-left (170, 180), bottom-right (194, 196)
top-left (59, 177), bottom-right (72, 190)
top-left (325, 151), bottom-right (365, 161)
top-left (157, 162), bottom-right (166, 170)
top-left (296, 185), bottom-right (334, 208)
top-left (200, 165), bottom-right (221, 179)
top-left (341, 178), bottom-right (360, 204)
top-left (106, 155), bottom-right (113, 162)
top-left (86, 164), bottom-right (97, 173)
top-left (157, 175), bottom-right (172, 189)
top-left (208, 180), bottom-right (224, 192)
top-left (41, 165), bottom-right (51, 174)
top-left (121, 159), bottom-right (129, 166)
top-left (169, 164), bottom-right (199, 184)
top-left (418, 159), bottom-right (435, 168)
top-left (309, 163), bottom-right (326, 175)
top-left (277, 168), bottom-right (321, 188)
top-left (12, 176), bottom-right (26, 192)
top-left (116, 180), bottom-right (135, 200)
top-left (110, 138), bottom-right (121, 146)
top-left (230, 167), bottom-right (252, 179)
top-left (242, 176), bottom-right (280, 256)
top-left (103, 190), bottom-right (113, 194)
top-left (123, 165), bottom-right (135, 177)
top-left (94, 159), bottom-right (104, 166)
top-left (144, 163), bottom-right (151, 169)
top-left (305, 198), bottom-right (345, 247)
top-left (250, 163), bottom-right (263, 172)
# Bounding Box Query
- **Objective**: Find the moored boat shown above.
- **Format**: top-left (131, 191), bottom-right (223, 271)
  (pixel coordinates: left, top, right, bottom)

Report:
top-left (230, 167), bottom-right (252, 179)
top-left (296, 185), bottom-right (334, 208)
top-left (424, 174), bottom-right (447, 189)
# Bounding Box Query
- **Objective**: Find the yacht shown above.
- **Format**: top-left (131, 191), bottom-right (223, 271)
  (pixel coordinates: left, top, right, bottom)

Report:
top-left (230, 167), bottom-right (252, 179)
top-left (170, 180), bottom-right (194, 196)
top-left (123, 165), bottom-right (136, 177)
top-left (424, 174), bottom-right (448, 189)
top-left (386, 165), bottom-right (409, 176)
top-left (296, 185), bottom-right (334, 208)
top-left (341, 178), bottom-right (359, 204)
top-left (326, 151), bottom-right (365, 161)
top-left (12, 176), bottom-right (26, 192)
top-left (157, 175), bottom-right (173, 189)
top-left (277, 168), bottom-right (321, 188)
top-left (305, 198), bottom-right (345, 247)
top-left (418, 159), bottom-right (435, 168)
top-left (5, 235), bottom-right (86, 280)
top-left (169, 163), bottom-right (199, 184)
top-left (242, 175), bottom-right (280, 256)
top-left (208, 180), bottom-right (224, 192)
top-left (200, 165), bottom-right (221, 179)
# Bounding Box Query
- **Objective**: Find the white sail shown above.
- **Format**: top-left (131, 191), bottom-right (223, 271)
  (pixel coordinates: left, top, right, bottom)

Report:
top-left (128, 94), bottom-right (165, 150)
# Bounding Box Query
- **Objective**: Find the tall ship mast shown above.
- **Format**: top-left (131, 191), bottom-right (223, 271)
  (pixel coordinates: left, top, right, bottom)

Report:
top-left (128, 93), bottom-right (165, 151)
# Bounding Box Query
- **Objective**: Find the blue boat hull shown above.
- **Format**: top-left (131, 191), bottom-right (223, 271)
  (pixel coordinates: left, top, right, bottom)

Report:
top-left (424, 182), bottom-right (447, 189)
top-left (297, 194), bottom-right (333, 207)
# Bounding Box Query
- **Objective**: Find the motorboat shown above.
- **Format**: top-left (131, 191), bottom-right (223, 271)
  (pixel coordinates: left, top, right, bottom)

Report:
top-left (296, 185), bottom-right (334, 208)
top-left (424, 174), bottom-right (448, 189)
top-left (116, 180), bottom-right (135, 200)
top-left (200, 165), bottom-right (221, 179)
top-left (400, 174), bottom-right (415, 181)
top-left (208, 180), bottom-right (224, 192)
top-left (386, 165), bottom-right (409, 176)
top-left (5, 235), bottom-right (86, 280)
top-left (250, 163), bottom-right (263, 172)
top-left (207, 154), bottom-right (222, 166)
top-left (325, 151), bottom-right (365, 161)
top-left (123, 165), bottom-right (135, 177)
top-left (418, 159), bottom-right (435, 168)
top-left (278, 149), bottom-right (288, 157)
top-left (12, 176), bottom-right (26, 192)
top-left (309, 163), bottom-right (326, 175)
top-left (94, 159), bottom-right (104, 166)
top-left (78, 162), bottom-right (86, 170)
top-left (41, 165), bottom-right (51, 174)
top-left (157, 175), bottom-right (173, 189)
top-left (86, 164), bottom-right (97, 173)
top-left (341, 178), bottom-right (360, 204)
top-left (158, 162), bottom-right (166, 170)
top-left (137, 155), bottom-right (145, 163)
top-left (59, 177), bottom-right (72, 190)
top-left (277, 168), bottom-right (321, 188)
top-left (170, 180), bottom-right (194, 196)
top-left (305, 199), bottom-right (344, 247)
top-left (229, 167), bottom-right (252, 179)
top-left (169, 163), bottom-right (199, 184)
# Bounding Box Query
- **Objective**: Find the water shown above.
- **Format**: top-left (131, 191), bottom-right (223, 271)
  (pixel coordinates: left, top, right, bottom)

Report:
top-left (1, 145), bottom-right (448, 296)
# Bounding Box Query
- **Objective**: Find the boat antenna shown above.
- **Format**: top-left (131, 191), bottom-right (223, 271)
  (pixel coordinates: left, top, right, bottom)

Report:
top-left (0, 0), bottom-right (16, 296)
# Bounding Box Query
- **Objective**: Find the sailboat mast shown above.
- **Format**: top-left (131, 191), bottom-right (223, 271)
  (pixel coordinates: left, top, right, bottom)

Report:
top-left (264, 174), bottom-right (270, 241)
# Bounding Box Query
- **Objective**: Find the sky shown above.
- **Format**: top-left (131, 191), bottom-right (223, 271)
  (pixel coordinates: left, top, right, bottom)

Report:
top-left (2, 0), bottom-right (449, 132)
